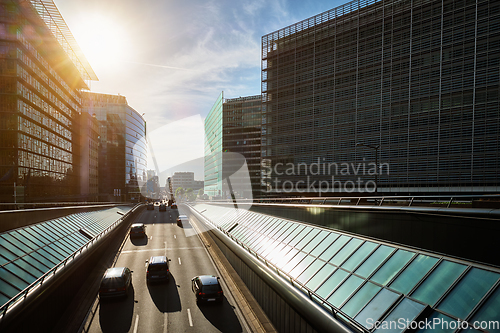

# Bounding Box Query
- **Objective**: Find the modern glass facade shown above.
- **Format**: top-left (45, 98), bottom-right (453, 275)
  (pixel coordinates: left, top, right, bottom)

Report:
top-left (204, 92), bottom-right (223, 197)
top-left (82, 92), bottom-right (147, 202)
top-left (261, 0), bottom-right (500, 195)
top-left (223, 95), bottom-right (262, 198)
top-left (0, 0), bottom-right (96, 203)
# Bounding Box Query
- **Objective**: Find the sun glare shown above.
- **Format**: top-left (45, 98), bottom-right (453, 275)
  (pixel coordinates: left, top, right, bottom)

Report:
top-left (73, 14), bottom-right (130, 69)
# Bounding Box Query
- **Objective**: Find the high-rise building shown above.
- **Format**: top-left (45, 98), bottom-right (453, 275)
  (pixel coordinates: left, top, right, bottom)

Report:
top-left (171, 172), bottom-right (194, 191)
top-left (79, 111), bottom-right (99, 201)
top-left (82, 92), bottom-right (147, 202)
top-left (223, 95), bottom-right (262, 198)
top-left (261, 0), bottom-right (500, 196)
top-left (0, 0), bottom-right (97, 203)
top-left (204, 92), bottom-right (223, 198)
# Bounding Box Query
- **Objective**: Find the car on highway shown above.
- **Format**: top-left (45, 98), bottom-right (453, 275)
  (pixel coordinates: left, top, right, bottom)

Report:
top-left (147, 202), bottom-right (154, 210)
top-left (171, 203), bottom-right (177, 209)
top-left (176, 215), bottom-right (189, 227)
top-left (191, 275), bottom-right (223, 304)
top-left (146, 256), bottom-right (171, 283)
top-left (159, 203), bottom-right (167, 211)
top-left (130, 223), bottom-right (146, 237)
top-left (154, 201), bottom-right (160, 207)
top-left (99, 267), bottom-right (132, 300)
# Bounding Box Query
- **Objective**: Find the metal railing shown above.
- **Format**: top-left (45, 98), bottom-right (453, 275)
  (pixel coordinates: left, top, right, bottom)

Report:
top-left (0, 204), bottom-right (142, 321)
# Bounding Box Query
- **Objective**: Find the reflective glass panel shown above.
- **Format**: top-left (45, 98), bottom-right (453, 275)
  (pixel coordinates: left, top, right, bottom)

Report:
top-left (303, 230), bottom-right (330, 253)
top-left (355, 288), bottom-right (400, 328)
top-left (341, 241), bottom-right (378, 272)
top-left (310, 233), bottom-right (340, 257)
top-left (327, 274), bottom-right (364, 307)
top-left (370, 249), bottom-right (414, 286)
top-left (0, 267), bottom-right (25, 292)
top-left (282, 225), bottom-right (304, 244)
top-left (374, 298), bottom-right (425, 333)
top-left (4, 263), bottom-right (37, 284)
top-left (411, 260), bottom-right (467, 306)
top-left (18, 257), bottom-right (45, 276)
top-left (470, 286), bottom-right (500, 332)
top-left (329, 238), bottom-right (363, 266)
top-left (415, 311), bottom-right (458, 333)
top-left (288, 227), bottom-right (311, 247)
top-left (297, 260), bottom-right (326, 285)
top-left (282, 251), bottom-right (306, 273)
top-left (355, 245), bottom-right (394, 278)
top-left (437, 268), bottom-right (499, 319)
top-left (30, 251), bottom-right (56, 268)
top-left (319, 235), bottom-right (351, 262)
top-left (341, 281), bottom-right (381, 318)
top-left (295, 228), bottom-right (320, 250)
top-left (390, 254), bottom-right (439, 294)
top-left (314, 268), bottom-right (348, 298)
top-left (17, 229), bottom-right (44, 247)
top-left (1, 234), bottom-right (33, 252)
top-left (289, 255), bottom-right (316, 279)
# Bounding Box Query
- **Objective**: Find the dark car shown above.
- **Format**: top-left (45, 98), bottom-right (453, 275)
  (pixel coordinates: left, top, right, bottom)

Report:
top-left (171, 203), bottom-right (177, 209)
top-left (146, 256), bottom-right (171, 283)
top-left (147, 202), bottom-right (154, 210)
top-left (159, 203), bottom-right (166, 211)
top-left (99, 267), bottom-right (132, 300)
top-left (177, 215), bottom-right (188, 227)
top-left (191, 275), bottom-right (223, 304)
top-left (130, 223), bottom-right (146, 237)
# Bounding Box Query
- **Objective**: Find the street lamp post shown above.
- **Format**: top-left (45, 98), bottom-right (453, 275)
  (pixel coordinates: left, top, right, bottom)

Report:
top-left (356, 143), bottom-right (380, 193)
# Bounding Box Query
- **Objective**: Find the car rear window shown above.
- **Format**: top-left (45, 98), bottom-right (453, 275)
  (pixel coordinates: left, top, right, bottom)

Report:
top-left (202, 285), bottom-right (221, 293)
top-left (101, 277), bottom-right (124, 288)
top-left (149, 264), bottom-right (167, 271)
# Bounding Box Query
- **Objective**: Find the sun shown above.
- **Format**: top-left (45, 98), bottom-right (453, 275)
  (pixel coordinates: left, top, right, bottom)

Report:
top-left (72, 14), bottom-right (130, 70)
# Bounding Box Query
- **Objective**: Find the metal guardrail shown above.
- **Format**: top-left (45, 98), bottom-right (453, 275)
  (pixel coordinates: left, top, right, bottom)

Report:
top-left (0, 203), bottom-right (142, 320)
top-left (201, 194), bottom-right (500, 208)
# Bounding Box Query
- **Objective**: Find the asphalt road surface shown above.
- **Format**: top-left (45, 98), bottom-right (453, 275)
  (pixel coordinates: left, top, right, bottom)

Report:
top-left (85, 205), bottom-right (246, 333)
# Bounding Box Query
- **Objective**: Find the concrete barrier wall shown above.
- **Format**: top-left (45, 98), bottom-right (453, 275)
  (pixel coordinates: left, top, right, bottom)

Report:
top-left (0, 204), bottom-right (131, 233)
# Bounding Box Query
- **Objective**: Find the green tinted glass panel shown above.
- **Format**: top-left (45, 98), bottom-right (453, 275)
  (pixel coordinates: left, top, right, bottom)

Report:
top-left (371, 249), bottom-right (414, 286)
top-left (297, 260), bottom-right (326, 284)
top-left (0, 277), bottom-right (21, 298)
top-left (289, 227), bottom-right (311, 247)
top-left (327, 274), bottom-right (364, 307)
top-left (4, 263), bottom-right (37, 284)
top-left (470, 286), bottom-right (500, 332)
top-left (319, 235), bottom-right (351, 261)
top-left (295, 228), bottom-right (320, 250)
top-left (17, 229), bottom-right (44, 247)
top-left (303, 231), bottom-right (330, 253)
top-left (0, 246), bottom-right (18, 264)
top-left (355, 288), bottom-right (400, 328)
top-left (30, 251), bottom-right (56, 268)
top-left (0, 267), bottom-right (25, 292)
top-left (390, 255), bottom-right (439, 294)
top-left (415, 311), bottom-right (458, 333)
top-left (374, 298), bottom-right (425, 333)
top-left (283, 225), bottom-right (304, 244)
top-left (437, 268), bottom-right (499, 319)
top-left (315, 268), bottom-right (349, 298)
top-left (289, 255), bottom-right (316, 279)
top-left (310, 233), bottom-right (340, 257)
top-left (355, 245), bottom-right (394, 278)
top-left (283, 252), bottom-right (306, 273)
top-left (2, 234), bottom-right (33, 252)
top-left (329, 238), bottom-right (363, 266)
top-left (341, 241), bottom-right (378, 272)
top-left (341, 281), bottom-right (381, 317)
top-left (411, 260), bottom-right (467, 306)
top-left (18, 257), bottom-right (45, 276)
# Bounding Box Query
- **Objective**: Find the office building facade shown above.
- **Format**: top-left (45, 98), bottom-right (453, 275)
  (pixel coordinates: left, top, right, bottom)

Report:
top-left (223, 95), bottom-right (262, 198)
top-left (82, 92), bottom-right (147, 202)
top-left (261, 0), bottom-right (500, 196)
top-left (204, 92), bottom-right (223, 198)
top-left (78, 111), bottom-right (99, 201)
top-left (0, 0), bottom-right (97, 203)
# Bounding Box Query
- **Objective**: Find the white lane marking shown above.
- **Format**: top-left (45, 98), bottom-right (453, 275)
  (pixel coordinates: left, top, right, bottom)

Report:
top-left (121, 247), bottom-right (203, 254)
top-left (163, 312), bottom-right (168, 333)
top-left (164, 241), bottom-right (167, 256)
top-left (178, 257), bottom-right (181, 265)
top-left (150, 236), bottom-right (153, 240)
top-left (133, 314), bottom-right (139, 333)
top-left (174, 235), bottom-right (176, 239)
top-left (187, 308), bottom-right (193, 327)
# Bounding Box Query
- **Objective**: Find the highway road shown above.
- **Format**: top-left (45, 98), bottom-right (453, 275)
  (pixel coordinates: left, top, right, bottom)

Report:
top-left (85, 205), bottom-right (246, 333)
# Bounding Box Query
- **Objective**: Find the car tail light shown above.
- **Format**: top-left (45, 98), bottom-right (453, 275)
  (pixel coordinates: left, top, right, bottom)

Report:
top-left (198, 292), bottom-right (205, 296)
top-left (117, 286), bottom-right (126, 292)
top-left (218, 291), bottom-right (223, 295)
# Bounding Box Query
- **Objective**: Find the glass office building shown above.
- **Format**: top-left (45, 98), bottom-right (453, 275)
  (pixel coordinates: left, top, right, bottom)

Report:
top-left (223, 95), bottom-right (262, 198)
top-left (0, 0), bottom-right (97, 203)
top-left (261, 0), bottom-right (500, 195)
top-left (204, 92), bottom-right (223, 198)
top-left (82, 92), bottom-right (147, 202)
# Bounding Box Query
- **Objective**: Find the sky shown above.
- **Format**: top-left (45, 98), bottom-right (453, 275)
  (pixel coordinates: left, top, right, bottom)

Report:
top-left (56, 0), bottom-right (345, 179)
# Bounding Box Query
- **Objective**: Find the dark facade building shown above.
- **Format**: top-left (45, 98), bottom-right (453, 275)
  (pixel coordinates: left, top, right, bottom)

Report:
top-left (0, 0), bottom-right (97, 203)
top-left (261, 0), bottom-right (500, 196)
top-left (82, 92), bottom-right (147, 202)
top-left (223, 95), bottom-right (262, 198)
